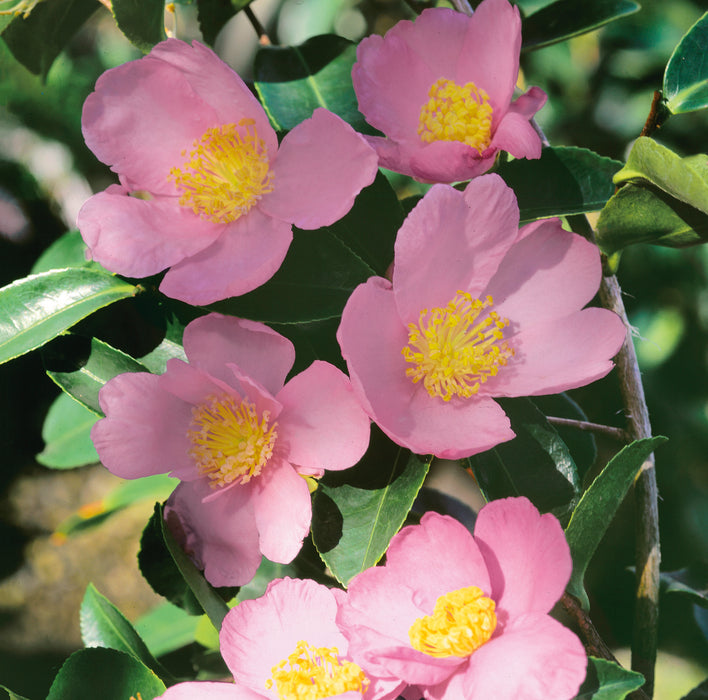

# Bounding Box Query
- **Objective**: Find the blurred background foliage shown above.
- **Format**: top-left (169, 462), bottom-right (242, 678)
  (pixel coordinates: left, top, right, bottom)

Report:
top-left (1, 0), bottom-right (708, 698)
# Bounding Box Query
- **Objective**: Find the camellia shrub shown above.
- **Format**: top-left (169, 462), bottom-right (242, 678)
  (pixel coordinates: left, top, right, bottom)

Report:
top-left (1, 0), bottom-right (708, 698)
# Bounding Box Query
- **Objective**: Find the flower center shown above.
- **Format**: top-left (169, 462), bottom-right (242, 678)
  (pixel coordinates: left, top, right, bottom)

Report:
top-left (402, 291), bottom-right (514, 402)
top-left (187, 395), bottom-right (278, 488)
top-left (418, 78), bottom-right (493, 153)
top-left (266, 640), bottom-right (369, 700)
top-left (409, 586), bottom-right (497, 658)
top-left (169, 119), bottom-right (274, 223)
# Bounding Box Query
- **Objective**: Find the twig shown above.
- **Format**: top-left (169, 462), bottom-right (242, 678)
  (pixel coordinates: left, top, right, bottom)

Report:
top-left (640, 90), bottom-right (668, 138)
top-left (244, 4), bottom-right (271, 46)
top-left (546, 416), bottom-right (629, 443)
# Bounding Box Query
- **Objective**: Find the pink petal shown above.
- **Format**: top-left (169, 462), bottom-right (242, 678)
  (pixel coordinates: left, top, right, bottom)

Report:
top-left (252, 459), bottom-right (312, 563)
top-left (508, 85), bottom-right (548, 119)
top-left (484, 222), bottom-right (602, 329)
top-left (77, 187), bottom-right (222, 278)
top-left (275, 361), bottom-right (370, 471)
top-left (429, 613), bottom-right (586, 700)
top-left (259, 109), bottom-right (378, 230)
top-left (220, 578), bottom-right (347, 691)
top-left (486, 307), bottom-right (626, 397)
top-left (92, 372), bottom-right (195, 481)
top-left (472, 497), bottom-right (571, 618)
top-left (183, 314), bottom-right (295, 397)
top-left (158, 358), bottom-right (238, 405)
top-left (408, 140), bottom-right (494, 183)
top-left (455, 0), bottom-right (522, 122)
top-left (159, 208), bottom-right (293, 304)
top-left (393, 175), bottom-right (519, 324)
top-left (338, 277), bottom-right (514, 459)
top-left (157, 681), bottom-right (265, 699)
top-left (82, 53), bottom-right (219, 195)
top-left (150, 39), bottom-right (277, 157)
top-left (165, 479), bottom-right (261, 588)
top-left (490, 110), bottom-right (543, 161)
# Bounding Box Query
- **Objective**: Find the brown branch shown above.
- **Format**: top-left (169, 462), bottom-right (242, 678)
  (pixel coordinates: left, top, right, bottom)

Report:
top-left (244, 4), bottom-right (271, 46)
top-left (546, 416), bottom-right (629, 443)
top-left (640, 90), bottom-right (665, 138)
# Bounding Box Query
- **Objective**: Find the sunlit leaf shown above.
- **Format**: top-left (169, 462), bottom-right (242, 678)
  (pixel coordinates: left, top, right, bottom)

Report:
top-left (0, 269), bottom-right (137, 365)
top-left (111, 0), bottom-right (166, 53)
top-left (664, 12), bottom-right (708, 114)
top-left (31, 230), bottom-right (98, 274)
top-left (134, 602), bottom-right (199, 658)
top-left (576, 657), bottom-right (645, 699)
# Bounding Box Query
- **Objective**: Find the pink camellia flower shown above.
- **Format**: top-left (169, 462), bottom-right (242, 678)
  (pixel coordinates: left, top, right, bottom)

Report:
top-left (78, 39), bottom-right (378, 305)
top-left (338, 498), bottom-right (587, 700)
top-left (337, 173), bottom-right (626, 459)
top-left (156, 577), bottom-right (406, 700)
top-left (91, 313), bottom-right (370, 586)
top-left (352, 0), bottom-right (546, 183)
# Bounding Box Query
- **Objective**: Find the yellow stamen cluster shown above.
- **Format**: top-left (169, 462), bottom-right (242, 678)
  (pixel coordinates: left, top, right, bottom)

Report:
top-left (409, 586), bottom-right (497, 658)
top-left (266, 640), bottom-right (369, 700)
top-left (402, 291), bottom-right (514, 401)
top-left (169, 119), bottom-right (274, 223)
top-left (187, 395), bottom-right (278, 489)
top-left (0, 0), bottom-right (41, 17)
top-left (418, 77), bottom-right (493, 153)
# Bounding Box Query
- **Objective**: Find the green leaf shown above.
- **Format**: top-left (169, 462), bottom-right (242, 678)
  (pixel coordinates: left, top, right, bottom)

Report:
top-left (80, 584), bottom-right (175, 684)
top-left (660, 563), bottom-right (708, 608)
top-left (0, 269), bottom-right (137, 365)
top-left (0, 685), bottom-right (32, 700)
top-left (45, 336), bottom-right (148, 415)
top-left (196, 0), bottom-right (253, 45)
top-left (496, 147), bottom-right (622, 222)
top-left (211, 173), bottom-right (402, 323)
top-left (237, 557), bottom-right (298, 602)
top-left (682, 678), bottom-right (708, 700)
top-left (466, 397), bottom-right (581, 527)
top-left (255, 34), bottom-right (371, 133)
top-left (46, 648), bottom-right (166, 700)
top-left (575, 657), bottom-right (645, 699)
top-left (565, 436), bottom-right (668, 609)
top-left (134, 602), bottom-right (199, 658)
top-left (664, 12), bottom-right (708, 114)
top-left (312, 426), bottom-right (431, 586)
top-left (0, 0), bottom-right (98, 76)
top-left (31, 230), bottom-right (98, 274)
top-left (521, 0), bottom-right (640, 52)
top-left (36, 391), bottom-right (99, 468)
top-left (111, 0), bottom-right (166, 53)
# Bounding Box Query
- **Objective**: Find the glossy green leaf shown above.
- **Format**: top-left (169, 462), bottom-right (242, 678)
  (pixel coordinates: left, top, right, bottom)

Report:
top-left (31, 230), bottom-right (98, 274)
top-left (211, 173), bottom-right (402, 323)
top-left (565, 436), bottom-right (668, 609)
top-left (46, 648), bottom-right (166, 700)
top-left (111, 0), bottom-right (166, 53)
top-left (521, 0), bottom-right (640, 52)
top-left (36, 391), bottom-right (99, 468)
top-left (466, 397), bottom-right (581, 527)
top-left (255, 34), bottom-right (371, 133)
top-left (45, 336), bottom-right (147, 415)
top-left (0, 685), bottom-right (31, 700)
top-left (134, 602), bottom-right (199, 658)
top-left (664, 12), bottom-right (708, 114)
top-left (661, 563), bottom-right (708, 608)
top-left (0, 269), bottom-right (137, 365)
top-left (312, 426), bottom-right (431, 586)
top-left (0, 0), bottom-right (97, 76)
top-left (496, 147), bottom-right (622, 222)
top-left (575, 657), bottom-right (645, 699)
top-left (80, 584), bottom-right (175, 684)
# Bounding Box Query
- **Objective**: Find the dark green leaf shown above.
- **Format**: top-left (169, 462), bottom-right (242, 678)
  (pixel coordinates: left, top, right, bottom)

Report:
top-left (521, 0), bottom-right (640, 52)
top-left (46, 648), bottom-right (165, 700)
top-left (565, 436), bottom-right (668, 609)
top-left (211, 173), bottom-right (402, 323)
top-left (237, 557), bottom-right (298, 602)
top-left (0, 0), bottom-right (97, 76)
top-left (312, 426), bottom-right (430, 586)
top-left (80, 584), bottom-right (175, 684)
top-left (0, 269), bottom-right (137, 365)
top-left (196, 0), bottom-right (252, 45)
top-left (255, 34), bottom-right (371, 133)
top-left (496, 147), bottom-right (622, 222)
top-left (45, 336), bottom-right (147, 415)
top-left (661, 563), bottom-right (708, 608)
top-left (133, 602), bottom-right (199, 658)
top-left (111, 0), bottom-right (166, 53)
top-left (31, 230), bottom-right (98, 274)
top-left (575, 657), bottom-right (645, 699)
top-left (36, 391), bottom-right (99, 468)
top-left (466, 397), bottom-right (581, 526)
top-left (664, 12), bottom-right (708, 114)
